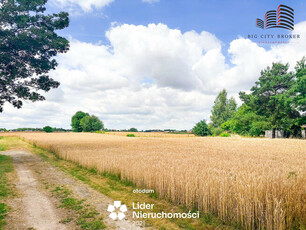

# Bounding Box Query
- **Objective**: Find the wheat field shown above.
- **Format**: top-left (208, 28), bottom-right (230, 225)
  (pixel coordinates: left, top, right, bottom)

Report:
top-left (4, 132), bottom-right (306, 229)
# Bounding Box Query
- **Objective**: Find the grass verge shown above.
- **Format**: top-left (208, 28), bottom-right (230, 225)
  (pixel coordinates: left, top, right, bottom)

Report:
top-left (51, 185), bottom-right (106, 229)
top-left (0, 154), bottom-right (14, 229)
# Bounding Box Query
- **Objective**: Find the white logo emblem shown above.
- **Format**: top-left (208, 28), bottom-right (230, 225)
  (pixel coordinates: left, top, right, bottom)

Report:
top-left (107, 201), bottom-right (128, 220)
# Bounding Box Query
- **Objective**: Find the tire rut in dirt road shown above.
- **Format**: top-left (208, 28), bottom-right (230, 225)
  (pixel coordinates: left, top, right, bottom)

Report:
top-left (3, 150), bottom-right (67, 230)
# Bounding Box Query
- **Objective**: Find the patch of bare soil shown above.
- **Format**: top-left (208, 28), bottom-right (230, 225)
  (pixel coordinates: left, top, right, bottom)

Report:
top-left (2, 150), bottom-right (145, 230)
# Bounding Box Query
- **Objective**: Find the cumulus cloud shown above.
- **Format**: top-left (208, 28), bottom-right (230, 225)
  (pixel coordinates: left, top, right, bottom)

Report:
top-left (1, 22), bottom-right (306, 130)
top-left (50, 0), bottom-right (114, 12)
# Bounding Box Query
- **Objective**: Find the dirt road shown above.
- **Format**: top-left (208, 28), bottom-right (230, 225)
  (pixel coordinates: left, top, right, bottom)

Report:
top-left (2, 150), bottom-right (144, 230)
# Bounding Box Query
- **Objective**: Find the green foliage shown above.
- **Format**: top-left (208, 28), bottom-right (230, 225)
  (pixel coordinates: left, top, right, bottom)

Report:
top-left (219, 132), bottom-right (230, 137)
top-left (193, 120), bottom-right (211, 136)
top-left (210, 89), bottom-right (237, 128)
top-left (72, 112), bottom-right (103, 132)
top-left (80, 115), bottom-right (104, 132)
top-left (128, 128), bottom-right (138, 132)
top-left (293, 57), bottom-right (306, 112)
top-left (0, 0), bottom-right (69, 112)
top-left (249, 121), bottom-right (271, 136)
top-left (239, 62), bottom-right (299, 138)
top-left (43, 126), bottom-right (53, 133)
top-left (95, 131), bottom-right (106, 134)
top-left (126, 134), bottom-right (135, 137)
top-left (71, 111), bottom-right (89, 132)
top-left (227, 104), bottom-right (271, 136)
top-left (208, 123), bottom-right (222, 136)
top-left (220, 120), bottom-right (232, 131)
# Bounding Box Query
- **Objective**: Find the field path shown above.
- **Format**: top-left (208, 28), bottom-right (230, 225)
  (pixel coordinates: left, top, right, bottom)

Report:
top-left (3, 150), bottom-right (144, 230)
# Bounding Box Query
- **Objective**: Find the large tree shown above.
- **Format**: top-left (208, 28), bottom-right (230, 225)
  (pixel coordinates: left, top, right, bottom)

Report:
top-left (292, 57), bottom-right (306, 124)
top-left (239, 63), bottom-right (298, 138)
top-left (80, 115), bottom-right (104, 132)
top-left (223, 104), bottom-right (271, 136)
top-left (0, 0), bottom-right (69, 112)
top-left (210, 89), bottom-right (237, 127)
top-left (71, 111), bottom-right (89, 132)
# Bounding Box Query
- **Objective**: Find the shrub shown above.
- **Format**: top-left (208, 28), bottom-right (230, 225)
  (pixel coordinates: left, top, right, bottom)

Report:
top-left (95, 131), bottom-right (106, 134)
top-left (221, 120), bottom-right (232, 131)
top-left (193, 120), bottom-right (211, 136)
top-left (249, 121), bottom-right (270, 136)
top-left (220, 132), bottom-right (230, 137)
top-left (43, 126), bottom-right (53, 133)
top-left (126, 134), bottom-right (135, 137)
top-left (211, 127), bottom-right (223, 136)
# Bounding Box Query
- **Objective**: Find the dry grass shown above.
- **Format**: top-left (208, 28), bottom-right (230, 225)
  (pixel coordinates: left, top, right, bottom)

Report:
top-left (3, 132), bottom-right (305, 229)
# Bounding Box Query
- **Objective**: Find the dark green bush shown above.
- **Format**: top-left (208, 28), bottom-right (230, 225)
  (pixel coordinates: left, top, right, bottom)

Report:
top-left (193, 120), bottom-right (211, 136)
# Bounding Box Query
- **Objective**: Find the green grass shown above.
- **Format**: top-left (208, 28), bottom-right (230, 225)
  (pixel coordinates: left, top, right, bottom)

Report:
top-left (52, 186), bottom-right (106, 229)
top-left (0, 145), bottom-right (6, 151)
top-left (0, 203), bottom-right (9, 229)
top-left (126, 133), bottom-right (135, 137)
top-left (0, 155), bottom-right (13, 199)
top-left (0, 155), bottom-right (14, 229)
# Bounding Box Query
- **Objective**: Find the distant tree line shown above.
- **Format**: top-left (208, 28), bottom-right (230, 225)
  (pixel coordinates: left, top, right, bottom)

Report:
top-left (193, 58), bottom-right (306, 138)
top-left (1, 127), bottom-right (72, 132)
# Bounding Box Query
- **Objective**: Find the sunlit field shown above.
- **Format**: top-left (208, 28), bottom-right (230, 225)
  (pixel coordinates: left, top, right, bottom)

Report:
top-left (2, 132), bottom-right (305, 229)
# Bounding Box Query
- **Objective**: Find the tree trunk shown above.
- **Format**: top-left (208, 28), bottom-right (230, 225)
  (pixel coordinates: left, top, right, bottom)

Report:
top-left (272, 128), bottom-right (276, 139)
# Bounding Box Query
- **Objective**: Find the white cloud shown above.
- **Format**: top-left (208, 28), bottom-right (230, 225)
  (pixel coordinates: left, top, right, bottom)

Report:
top-left (1, 22), bottom-right (306, 130)
top-left (105, 23), bottom-right (221, 91)
top-left (142, 0), bottom-right (160, 3)
top-left (51, 0), bottom-right (114, 12)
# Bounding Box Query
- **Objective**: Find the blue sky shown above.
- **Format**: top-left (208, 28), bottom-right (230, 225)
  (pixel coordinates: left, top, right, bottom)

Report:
top-left (1, 0), bottom-right (306, 129)
top-left (48, 0), bottom-right (306, 46)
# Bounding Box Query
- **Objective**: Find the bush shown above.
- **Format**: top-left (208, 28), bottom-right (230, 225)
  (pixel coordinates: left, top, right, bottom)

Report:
top-left (95, 131), bottom-right (105, 134)
top-left (221, 120), bottom-right (232, 131)
top-left (220, 132), bottom-right (230, 137)
top-left (43, 126), bottom-right (53, 133)
top-left (193, 120), bottom-right (211, 136)
top-left (249, 121), bottom-right (271, 136)
top-left (126, 134), bottom-right (135, 137)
